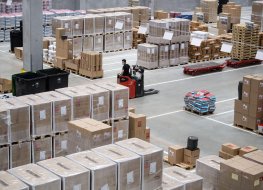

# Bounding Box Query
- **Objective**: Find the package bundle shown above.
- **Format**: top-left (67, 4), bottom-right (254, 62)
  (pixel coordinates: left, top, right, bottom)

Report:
top-left (137, 43), bottom-right (159, 69)
top-left (222, 2), bottom-right (241, 24)
top-left (184, 90), bottom-right (216, 114)
top-left (200, 0), bottom-right (218, 23)
top-left (251, 1), bottom-right (263, 31)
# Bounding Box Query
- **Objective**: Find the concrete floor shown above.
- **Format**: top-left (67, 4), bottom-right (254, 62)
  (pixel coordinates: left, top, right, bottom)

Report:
top-left (0, 6), bottom-right (262, 158)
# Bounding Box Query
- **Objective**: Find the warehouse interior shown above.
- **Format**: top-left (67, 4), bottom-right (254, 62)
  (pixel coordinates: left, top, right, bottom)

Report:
top-left (0, 0), bottom-right (263, 190)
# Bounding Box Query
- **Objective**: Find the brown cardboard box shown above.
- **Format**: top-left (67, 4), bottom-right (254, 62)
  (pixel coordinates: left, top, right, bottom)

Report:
top-left (128, 107), bottom-right (136, 113)
top-left (38, 157), bottom-right (90, 190)
top-left (196, 155), bottom-right (224, 190)
top-left (68, 118), bottom-right (112, 154)
top-left (239, 146), bottom-right (258, 156)
top-left (31, 136), bottom-right (52, 163)
top-left (145, 127), bottom-right (150, 142)
top-left (184, 148), bottom-right (200, 157)
top-left (96, 82), bottom-right (129, 119)
top-left (129, 112), bottom-right (146, 140)
top-left (112, 119), bottom-right (129, 143)
top-left (93, 144), bottom-right (141, 190)
top-left (0, 98), bottom-right (30, 143)
top-left (0, 171), bottom-right (29, 190)
top-left (243, 150), bottom-right (263, 165)
top-left (67, 150), bottom-right (117, 190)
top-left (14, 47), bottom-right (23, 60)
top-left (75, 84), bottom-right (110, 121)
top-left (54, 57), bottom-right (68, 70)
top-left (116, 138), bottom-right (163, 190)
top-left (56, 87), bottom-right (92, 120)
top-left (220, 156), bottom-right (263, 190)
top-left (219, 150), bottom-right (234, 160)
top-left (234, 112), bottom-right (249, 128)
top-left (164, 166), bottom-right (203, 190)
top-left (242, 89), bottom-right (250, 103)
top-left (161, 174), bottom-right (184, 190)
top-left (248, 116), bottom-right (261, 130)
top-left (37, 91), bottom-right (72, 132)
top-left (17, 95), bottom-right (52, 137)
top-left (243, 75), bottom-right (254, 93)
top-left (184, 155), bottom-right (199, 166)
top-left (0, 145), bottom-right (9, 170)
top-left (234, 99), bottom-right (249, 115)
top-left (10, 141), bottom-right (31, 168)
top-left (168, 145), bottom-right (184, 165)
top-left (248, 103), bottom-right (263, 118)
top-left (0, 78), bottom-right (12, 93)
top-left (251, 75), bottom-right (263, 93)
top-left (249, 91), bottom-right (263, 107)
top-left (83, 35), bottom-right (94, 51)
top-left (0, 107), bottom-right (9, 145)
top-left (9, 164), bottom-right (61, 190)
top-left (221, 143), bottom-right (240, 156)
top-left (53, 132), bottom-right (69, 157)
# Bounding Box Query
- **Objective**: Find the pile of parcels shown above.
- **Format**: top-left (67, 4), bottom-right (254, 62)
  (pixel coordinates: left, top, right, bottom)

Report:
top-left (132, 26), bottom-right (147, 48)
top-left (251, 1), bottom-right (263, 31)
top-left (189, 32), bottom-right (232, 62)
top-left (184, 90), bottom-right (216, 114)
top-left (0, 77), bottom-right (12, 93)
top-left (1, 82), bottom-right (148, 171)
top-left (234, 74), bottom-right (263, 133)
top-left (190, 21), bottom-right (208, 32)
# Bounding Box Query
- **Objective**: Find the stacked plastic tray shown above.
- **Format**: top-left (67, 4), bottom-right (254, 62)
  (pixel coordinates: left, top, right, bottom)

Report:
top-left (184, 90), bottom-right (216, 114)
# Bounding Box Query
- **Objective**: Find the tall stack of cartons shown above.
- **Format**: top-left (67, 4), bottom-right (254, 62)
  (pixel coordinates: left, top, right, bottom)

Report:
top-left (137, 43), bottom-right (159, 69)
top-left (234, 74), bottom-right (263, 131)
top-left (251, 1), bottom-right (263, 31)
top-left (217, 13), bottom-right (231, 35)
top-left (222, 2), bottom-right (241, 24)
top-left (200, 0), bottom-right (218, 23)
top-left (231, 23), bottom-right (260, 60)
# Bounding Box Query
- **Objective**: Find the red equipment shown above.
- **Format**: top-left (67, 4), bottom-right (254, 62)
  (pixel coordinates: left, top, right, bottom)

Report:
top-left (225, 59), bottom-right (262, 68)
top-left (117, 75), bottom-right (136, 99)
top-left (183, 62), bottom-right (226, 76)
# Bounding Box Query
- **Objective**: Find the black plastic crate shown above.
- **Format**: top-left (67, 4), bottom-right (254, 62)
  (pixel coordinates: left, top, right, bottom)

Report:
top-left (36, 68), bottom-right (69, 91)
top-left (12, 72), bottom-right (47, 96)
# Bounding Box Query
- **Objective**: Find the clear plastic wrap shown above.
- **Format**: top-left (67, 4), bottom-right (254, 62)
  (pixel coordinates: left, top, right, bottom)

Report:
top-left (0, 171), bottom-right (29, 190)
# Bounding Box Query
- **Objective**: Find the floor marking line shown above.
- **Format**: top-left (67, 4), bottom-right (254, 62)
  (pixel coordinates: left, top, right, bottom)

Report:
top-left (207, 110), bottom-right (234, 117)
top-left (145, 65), bottom-right (263, 87)
top-left (216, 98), bottom-right (236, 104)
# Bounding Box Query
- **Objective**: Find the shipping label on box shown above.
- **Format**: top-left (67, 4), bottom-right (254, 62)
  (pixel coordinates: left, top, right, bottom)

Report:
top-left (32, 136), bottom-right (52, 163)
top-left (113, 120), bottom-right (129, 143)
top-left (53, 132), bottom-right (69, 157)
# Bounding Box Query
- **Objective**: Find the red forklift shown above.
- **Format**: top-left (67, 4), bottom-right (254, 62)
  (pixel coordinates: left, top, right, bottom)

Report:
top-left (117, 65), bottom-right (159, 99)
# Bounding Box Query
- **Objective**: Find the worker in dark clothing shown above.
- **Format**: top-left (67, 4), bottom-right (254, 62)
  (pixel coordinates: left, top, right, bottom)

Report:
top-left (121, 59), bottom-right (131, 77)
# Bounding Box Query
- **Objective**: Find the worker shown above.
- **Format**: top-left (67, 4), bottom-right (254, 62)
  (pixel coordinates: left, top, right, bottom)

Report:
top-left (121, 59), bottom-right (131, 77)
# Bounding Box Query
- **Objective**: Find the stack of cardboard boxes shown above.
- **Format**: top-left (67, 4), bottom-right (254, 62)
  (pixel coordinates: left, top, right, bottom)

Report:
top-left (14, 47), bottom-right (23, 60)
top-left (137, 43), bottom-right (159, 69)
top-left (219, 143), bottom-right (240, 160)
top-left (200, 0), bottom-right (218, 23)
top-left (222, 2), bottom-right (241, 24)
top-left (234, 74), bottom-right (263, 132)
top-left (190, 21), bottom-right (208, 32)
top-left (129, 112), bottom-right (147, 141)
top-left (217, 13), bottom-right (231, 35)
top-left (251, 1), bottom-right (263, 31)
top-left (154, 10), bottom-right (169, 19)
top-left (132, 26), bottom-right (147, 49)
top-left (0, 78), bottom-right (12, 93)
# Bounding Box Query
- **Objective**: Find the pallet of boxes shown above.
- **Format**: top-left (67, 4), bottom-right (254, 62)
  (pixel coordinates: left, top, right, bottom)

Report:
top-left (234, 74), bottom-right (263, 134)
top-left (251, 1), bottom-right (263, 31)
top-left (0, 78), bottom-right (12, 93)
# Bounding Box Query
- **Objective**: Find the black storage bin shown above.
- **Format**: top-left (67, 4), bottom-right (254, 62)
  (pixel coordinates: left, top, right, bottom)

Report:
top-left (10, 30), bottom-right (23, 52)
top-left (12, 72), bottom-right (47, 96)
top-left (238, 81), bottom-right (243, 100)
top-left (36, 68), bottom-right (69, 91)
top-left (187, 136), bottom-right (198, 151)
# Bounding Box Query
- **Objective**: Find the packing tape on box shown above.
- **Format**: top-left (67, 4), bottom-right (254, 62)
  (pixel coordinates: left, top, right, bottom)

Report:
top-left (73, 184), bottom-right (81, 190)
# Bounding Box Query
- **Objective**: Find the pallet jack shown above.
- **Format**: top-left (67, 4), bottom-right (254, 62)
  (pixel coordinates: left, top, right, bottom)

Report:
top-left (117, 65), bottom-right (159, 99)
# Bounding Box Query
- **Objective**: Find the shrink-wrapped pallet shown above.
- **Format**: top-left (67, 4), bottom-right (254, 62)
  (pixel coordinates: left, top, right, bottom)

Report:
top-left (114, 32), bottom-right (124, 50)
top-left (0, 171), bottom-right (29, 190)
top-left (137, 43), bottom-right (159, 69)
top-left (170, 44), bottom-right (180, 66)
top-left (10, 141), bottom-right (31, 168)
top-left (158, 44), bottom-right (170, 68)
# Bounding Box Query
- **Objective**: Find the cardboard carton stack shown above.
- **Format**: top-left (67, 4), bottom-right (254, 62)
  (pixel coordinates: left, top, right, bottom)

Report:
top-left (163, 166), bottom-right (203, 190)
top-left (190, 21), bottom-right (208, 32)
top-left (14, 47), bottom-right (23, 60)
top-left (38, 157), bottom-right (90, 190)
top-left (219, 156), bottom-right (263, 190)
top-left (231, 23), bottom-right (260, 60)
top-left (158, 44), bottom-right (170, 67)
top-left (0, 77), bottom-right (12, 93)
top-left (93, 144), bottom-right (141, 190)
top-left (31, 136), bottom-right (52, 163)
top-left (68, 118), bottom-right (112, 154)
top-left (219, 143), bottom-right (240, 160)
top-left (137, 43), bottom-right (159, 69)
top-left (222, 2), bottom-right (241, 24)
top-left (200, 0), bottom-right (217, 23)
top-left (251, 1), bottom-right (263, 31)
top-left (116, 138), bottom-right (163, 190)
top-left (130, 6), bottom-right (150, 27)
top-left (0, 171), bottom-right (29, 190)
top-left (196, 155), bottom-right (224, 190)
top-left (192, 7), bottom-right (204, 23)
top-left (67, 150), bottom-right (118, 190)
top-left (132, 26), bottom-right (147, 48)
top-left (243, 150), bottom-right (263, 165)
top-left (79, 51), bottom-right (103, 79)
top-left (184, 148), bottom-right (200, 166)
top-left (217, 13), bottom-right (231, 35)
top-left (234, 74), bottom-right (263, 131)
top-left (154, 10), bottom-right (169, 19)
top-left (129, 112), bottom-right (147, 141)
top-left (10, 141), bottom-right (31, 169)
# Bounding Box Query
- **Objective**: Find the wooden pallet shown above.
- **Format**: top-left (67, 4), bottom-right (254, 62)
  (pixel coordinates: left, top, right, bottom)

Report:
top-left (163, 156), bottom-right (195, 170)
top-left (65, 68), bottom-right (79, 74)
top-left (234, 124), bottom-right (258, 133)
top-left (184, 106), bottom-right (213, 116)
top-left (31, 134), bottom-right (52, 140)
top-left (0, 89), bottom-right (12, 94)
top-left (112, 116), bottom-right (129, 123)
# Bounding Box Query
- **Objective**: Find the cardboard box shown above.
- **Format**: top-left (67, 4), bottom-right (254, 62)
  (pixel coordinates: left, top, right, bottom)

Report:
top-left (96, 82), bottom-right (129, 119)
top-left (221, 143), bottom-right (240, 156)
top-left (54, 57), bottom-right (68, 70)
top-left (163, 166), bottom-right (203, 190)
top-left (248, 116), bottom-right (262, 130)
top-left (37, 91), bottom-right (72, 132)
top-left (112, 119), bottom-right (129, 143)
top-left (219, 150), bottom-right (234, 160)
top-left (56, 87), bottom-right (92, 120)
top-left (129, 112), bottom-right (146, 140)
top-left (184, 148), bottom-right (200, 157)
top-left (234, 99), bottom-right (249, 115)
top-left (168, 145), bottom-right (184, 165)
top-left (243, 150), bottom-right (263, 165)
top-left (67, 150), bottom-right (117, 190)
top-left (128, 107), bottom-right (136, 113)
top-left (248, 103), bottom-right (263, 118)
top-left (9, 164), bottom-right (61, 190)
top-left (184, 155), bottom-right (199, 166)
top-left (53, 132), bottom-right (69, 157)
top-left (161, 174), bottom-right (184, 190)
top-left (116, 138), bottom-right (163, 190)
top-left (75, 84), bottom-right (110, 121)
top-left (249, 91), bottom-right (263, 107)
top-left (17, 95), bottom-right (52, 137)
top-left (10, 141), bottom-right (31, 168)
top-left (14, 47), bottom-right (23, 60)
top-left (93, 144), bottom-right (141, 190)
top-left (0, 145), bottom-right (9, 170)
top-left (0, 107), bottom-right (9, 145)
top-left (196, 155), bottom-right (224, 190)
top-left (234, 112), bottom-right (249, 127)
top-left (38, 157), bottom-right (90, 190)
top-left (145, 127), bottom-right (150, 142)
top-left (251, 75), bottom-right (263, 93)
top-left (219, 156), bottom-right (263, 190)
top-left (68, 118), bottom-right (112, 154)
top-left (0, 171), bottom-right (29, 190)
top-left (0, 98), bottom-right (30, 143)
top-left (0, 78), bottom-right (12, 93)
top-left (31, 136), bottom-right (52, 163)
top-left (239, 146), bottom-right (258, 156)
top-left (243, 75), bottom-right (254, 92)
